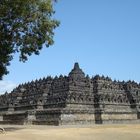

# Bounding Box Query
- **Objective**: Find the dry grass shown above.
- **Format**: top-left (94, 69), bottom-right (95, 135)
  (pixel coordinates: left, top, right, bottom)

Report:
top-left (0, 124), bottom-right (140, 140)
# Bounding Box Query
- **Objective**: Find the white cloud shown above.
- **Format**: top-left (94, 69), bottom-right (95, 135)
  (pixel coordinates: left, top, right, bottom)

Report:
top-left (0, 81), bottom-right (17, 94)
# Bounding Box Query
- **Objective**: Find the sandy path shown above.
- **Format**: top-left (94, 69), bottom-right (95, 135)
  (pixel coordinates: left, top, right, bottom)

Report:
top-left (0, 124), bottom-right (140, 140)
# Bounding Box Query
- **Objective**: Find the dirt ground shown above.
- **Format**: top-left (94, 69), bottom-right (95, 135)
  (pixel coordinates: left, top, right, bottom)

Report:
top-left (0, 124), bottom-right (140, 140)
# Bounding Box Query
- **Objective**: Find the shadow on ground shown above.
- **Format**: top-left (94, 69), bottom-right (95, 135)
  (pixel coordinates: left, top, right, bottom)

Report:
top-left (3, 127), bottom-right (24, 132)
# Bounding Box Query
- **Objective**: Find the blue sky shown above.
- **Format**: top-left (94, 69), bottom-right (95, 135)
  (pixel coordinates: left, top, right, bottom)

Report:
top-left (0, 0), bottom-right (140, 93)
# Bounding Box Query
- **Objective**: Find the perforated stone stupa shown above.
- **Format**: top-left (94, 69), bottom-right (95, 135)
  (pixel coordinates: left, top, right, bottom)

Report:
top-left (0, 63), bottom-right (140, 125)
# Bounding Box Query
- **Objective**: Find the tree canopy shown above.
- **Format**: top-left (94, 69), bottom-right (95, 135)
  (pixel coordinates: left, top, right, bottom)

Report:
top-left (0, 0), bottom-right (59, 79)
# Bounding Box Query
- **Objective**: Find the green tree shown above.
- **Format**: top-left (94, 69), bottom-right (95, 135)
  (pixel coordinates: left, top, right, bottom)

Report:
top-left (0, 0), bottom-right (59, 79)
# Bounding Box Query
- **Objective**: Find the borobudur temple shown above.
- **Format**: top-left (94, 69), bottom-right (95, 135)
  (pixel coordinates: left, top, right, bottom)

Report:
top-left (0, 63), bottom-right (140, 125)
